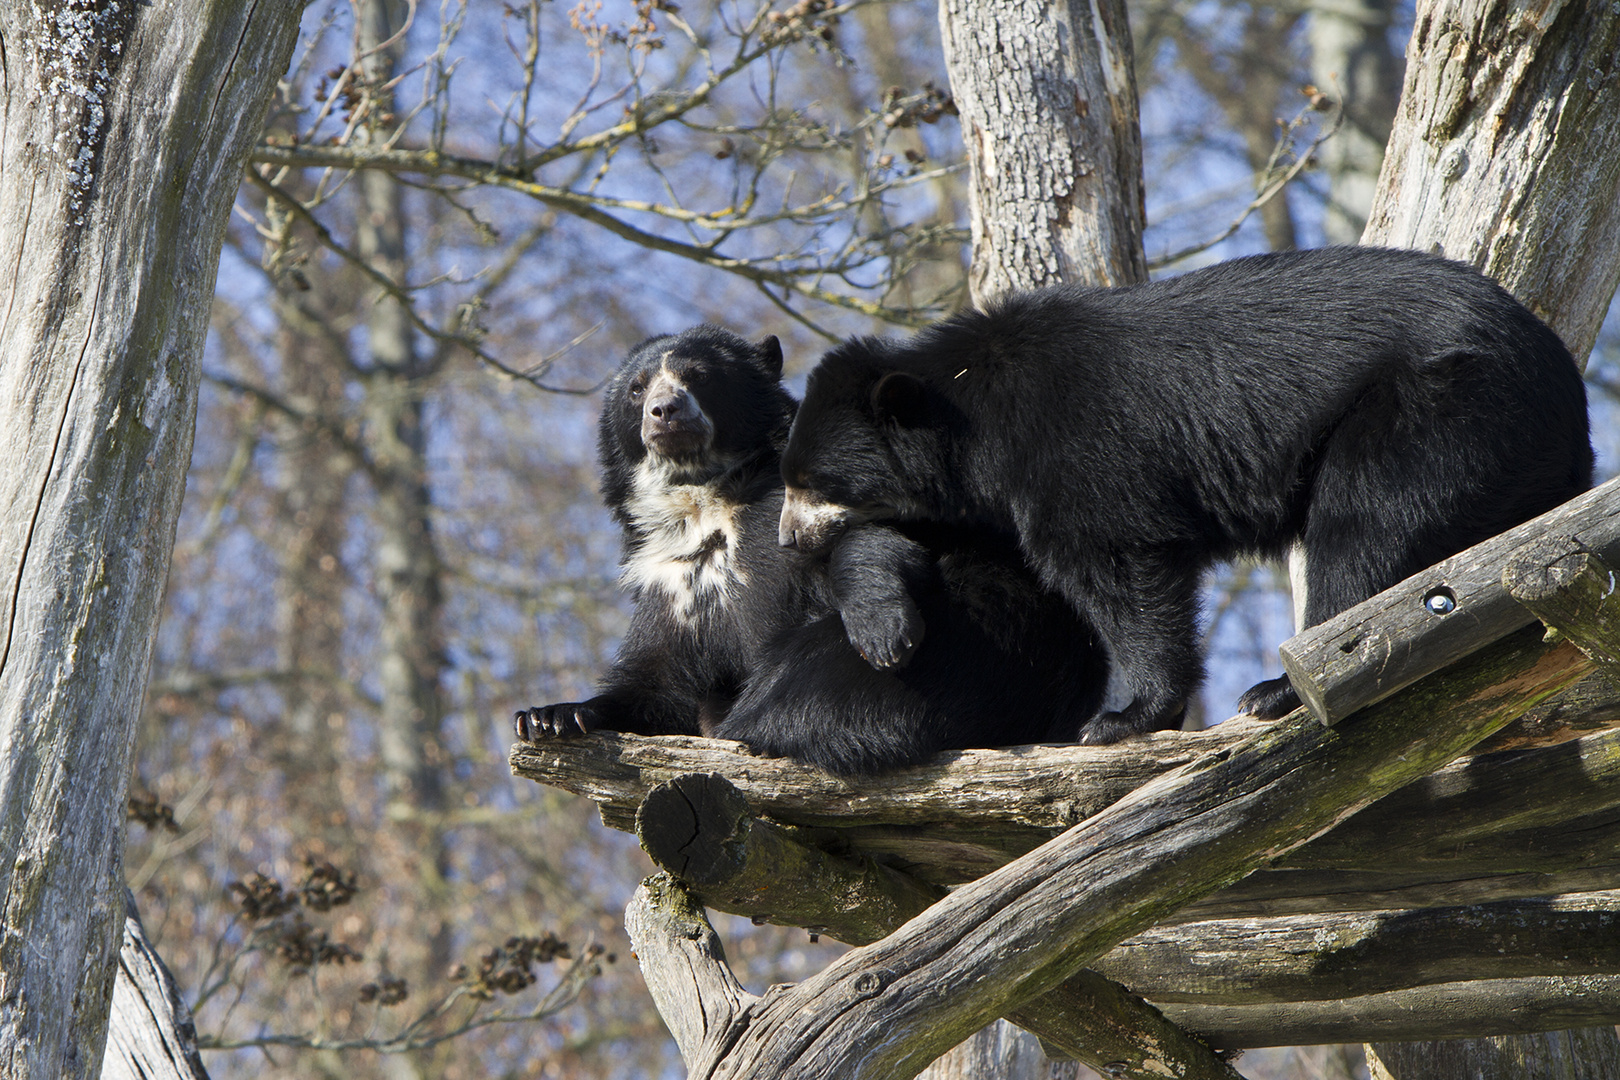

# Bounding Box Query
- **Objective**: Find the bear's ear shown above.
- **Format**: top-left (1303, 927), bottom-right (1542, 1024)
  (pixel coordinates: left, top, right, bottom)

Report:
top-left (871, 371), bottom-right (929, 427)
top-left (756, 335), bottom-right (783, 379)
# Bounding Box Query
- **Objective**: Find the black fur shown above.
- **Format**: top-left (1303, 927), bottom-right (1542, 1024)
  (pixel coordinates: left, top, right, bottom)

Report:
top-left (779, 246), bottom-right (1594, 740)
top-left (515, 326), bottom-right (1108, 774)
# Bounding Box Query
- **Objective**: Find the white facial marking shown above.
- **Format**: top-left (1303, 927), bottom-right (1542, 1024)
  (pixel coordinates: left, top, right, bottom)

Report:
top-left (621, 455), bottom-right (746, 623)
top-left (639, 363), bottom-right (715, 462)
top-left (779, 486), bottom-right (855, 549)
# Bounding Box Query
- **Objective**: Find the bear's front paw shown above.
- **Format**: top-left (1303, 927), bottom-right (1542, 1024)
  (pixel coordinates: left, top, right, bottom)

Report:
top-left (840, 597), bottom-right (926, 670)
top-left (513, 702), bottom-right (599, 742)
top-left (1079, 700), bottom-right (1185, 745)
top-left (1236, 676), bottom-right (1301, 720)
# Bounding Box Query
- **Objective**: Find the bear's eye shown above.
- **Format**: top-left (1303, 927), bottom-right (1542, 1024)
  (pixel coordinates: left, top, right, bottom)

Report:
top-left (628, 378), bottom-right (646, 399)
top-left (685, 367), bottom-right (709, 385)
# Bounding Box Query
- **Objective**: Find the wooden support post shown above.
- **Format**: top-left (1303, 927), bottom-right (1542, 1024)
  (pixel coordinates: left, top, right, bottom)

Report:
top-left (634, 773), bottom-right (1245, 1080)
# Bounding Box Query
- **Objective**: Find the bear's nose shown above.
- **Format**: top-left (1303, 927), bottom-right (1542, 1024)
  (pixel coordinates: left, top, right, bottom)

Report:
top-left (647, 389), bottom-right (692, 423)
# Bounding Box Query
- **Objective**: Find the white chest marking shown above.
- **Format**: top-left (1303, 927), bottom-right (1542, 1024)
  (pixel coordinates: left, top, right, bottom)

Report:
top-left (621, 457), bottom-right (747, 622)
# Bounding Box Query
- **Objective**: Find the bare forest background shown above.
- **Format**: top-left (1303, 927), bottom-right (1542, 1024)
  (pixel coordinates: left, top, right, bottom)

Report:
top-left (123, 1), bottom-right (1620, 1078)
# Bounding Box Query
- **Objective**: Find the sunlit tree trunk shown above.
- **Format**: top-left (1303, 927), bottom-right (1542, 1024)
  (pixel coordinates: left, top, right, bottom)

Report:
top-left (0, 2), bottom-right (300, 1076)
top-left (939, 0), bottom-right (1146, 302)
top-left (1362, 0), bottom-right (1620, 362)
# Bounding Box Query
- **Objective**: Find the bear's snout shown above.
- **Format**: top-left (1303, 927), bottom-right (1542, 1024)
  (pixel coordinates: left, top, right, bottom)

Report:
top-left (779, 486), bottom-right (849, 553)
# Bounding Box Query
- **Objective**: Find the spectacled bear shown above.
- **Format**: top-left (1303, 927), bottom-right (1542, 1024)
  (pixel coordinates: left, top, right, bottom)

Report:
top-left (777, 246), bottom-right (1593, 742)
top-left (513, 326), bottom-right (1108, 774)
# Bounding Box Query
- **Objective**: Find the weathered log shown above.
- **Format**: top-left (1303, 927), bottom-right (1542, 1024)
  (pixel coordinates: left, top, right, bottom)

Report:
top-left (629, 878), bottom-right (1620, 1055)
top-left (516, 721), bottom-right (1257, 844)
top-left (1102, 890), bottom-right (1620, 1005)
top-left (1279, 478), bottom-right (1620, 725)
top-left (626, 625), bottom-right (1583, 1078)
top-left (103, 892), bottom-right (210, 1080)
top-left (1470, 668), bottom-right (1620, 753)
top-left (514, 718), bottom-right (1620, 917)
top-left (1167, 976), bottom-right (1620, 1050)
top-left (633, 774), bottom-right (1244, 1080)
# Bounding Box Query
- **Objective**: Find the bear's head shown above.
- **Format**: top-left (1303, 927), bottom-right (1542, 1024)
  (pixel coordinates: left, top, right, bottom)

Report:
top-left (779, 337), bottom-right (953, 554)
top-left (598, 326), bottom-right (793, 520)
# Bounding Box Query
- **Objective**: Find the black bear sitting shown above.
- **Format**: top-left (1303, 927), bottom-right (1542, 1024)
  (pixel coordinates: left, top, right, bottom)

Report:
top-left (514, 326), bottom-right (1108, 774)
top-left (777, 246), bottom-right (1594, 742)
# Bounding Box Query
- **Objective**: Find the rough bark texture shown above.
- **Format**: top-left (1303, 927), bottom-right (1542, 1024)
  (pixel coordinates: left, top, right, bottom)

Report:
top-left (1102, 890), bottom-right (1620, 1004)
top-left (1367, 1030), bottom-right (1620, 1080)
top-left (1360, 3), bottom-right (1620, 1070)
top-left (1361, 0), bottom-right (1620, 362)
top-left (0, 4), bottom-right (301, 1077)
top-left (938, 0), bottom-right (1146, 299)
top-left (1504, 540), bottom-right (1620, 669)
top-left (632, 773), bottom-right (1243, 1080)
top-left (102, 892), bottom-right (209, 1080)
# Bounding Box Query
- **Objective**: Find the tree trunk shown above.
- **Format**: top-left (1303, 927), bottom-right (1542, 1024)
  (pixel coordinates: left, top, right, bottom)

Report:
top-left (0, 5), bottom-right (300, 1077)
top-left (916, 1023), bottom-right (1078, 1080)
top-left (1308, 0), bottom-right (1402, 243)
top-left (938, 0), bottom-right (1146, 300)
top-left (1361, 1), bottom-right (1620, 1074)
top-left (1361, 0), bottom-right (1620, 362)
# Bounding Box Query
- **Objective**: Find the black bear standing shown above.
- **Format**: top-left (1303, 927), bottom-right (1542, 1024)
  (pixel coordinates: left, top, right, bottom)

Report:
top-left (777, 246), bottom-right (1594, 742)
top-left (515, 326), bottom-right (1108, 774)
